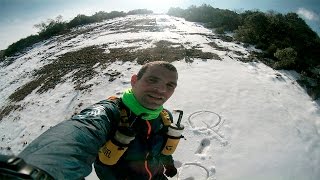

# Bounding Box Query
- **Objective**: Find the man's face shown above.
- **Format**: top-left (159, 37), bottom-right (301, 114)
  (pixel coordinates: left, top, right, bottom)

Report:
top-left (131, 65), bottom-right (178, 109)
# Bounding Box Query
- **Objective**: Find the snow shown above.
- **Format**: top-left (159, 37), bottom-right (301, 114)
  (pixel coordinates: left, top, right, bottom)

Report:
top-left (1, 14), bottom-right (320, 180)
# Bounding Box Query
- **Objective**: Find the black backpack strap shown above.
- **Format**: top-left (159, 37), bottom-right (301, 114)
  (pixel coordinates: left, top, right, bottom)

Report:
top-left (107, 96), bottom-right (131, 127)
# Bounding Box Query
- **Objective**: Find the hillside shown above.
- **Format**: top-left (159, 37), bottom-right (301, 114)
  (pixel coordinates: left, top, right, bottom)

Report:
top-left (1, 14), bottom-right (319, 179)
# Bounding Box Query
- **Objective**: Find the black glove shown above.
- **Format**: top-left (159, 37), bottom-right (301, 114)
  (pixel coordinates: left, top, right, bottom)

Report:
top-left (164, 164), bottom-right (177, 177)
top-left (0, 155), bottom-right (54, 180)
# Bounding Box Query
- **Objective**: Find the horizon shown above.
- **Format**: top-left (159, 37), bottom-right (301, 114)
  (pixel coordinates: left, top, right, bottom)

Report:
top-left (0, 0), bottom-right (319, 50)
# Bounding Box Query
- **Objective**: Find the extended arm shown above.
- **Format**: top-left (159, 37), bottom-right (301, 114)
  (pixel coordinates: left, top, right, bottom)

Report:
top-left (18, 100), bottom-right (119, 180)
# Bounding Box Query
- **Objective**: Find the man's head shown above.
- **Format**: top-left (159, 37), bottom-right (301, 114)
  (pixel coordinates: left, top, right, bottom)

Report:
top-left (131, 61), bottom-right (178, 110)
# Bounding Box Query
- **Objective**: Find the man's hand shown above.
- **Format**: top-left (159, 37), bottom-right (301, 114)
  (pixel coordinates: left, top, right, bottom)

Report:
top-left (164, 164), bottom-right (177, 177)
top-left (0, 155), bottom-right (54, 180)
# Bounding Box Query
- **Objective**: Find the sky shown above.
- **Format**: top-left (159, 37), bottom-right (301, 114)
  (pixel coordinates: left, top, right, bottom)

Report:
top-left (0, 0), bottom-right (320, 50)
top-left (0, 14), bottom-right (319, 179)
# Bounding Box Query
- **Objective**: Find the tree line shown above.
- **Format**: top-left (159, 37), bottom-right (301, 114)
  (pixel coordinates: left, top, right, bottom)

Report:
top-left (168, 4), bottom-right (320, 99)
top-left (1, 9), bottom-right (152, 58)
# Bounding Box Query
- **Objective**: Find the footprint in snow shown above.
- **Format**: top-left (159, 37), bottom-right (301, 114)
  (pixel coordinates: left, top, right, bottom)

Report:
top-left (195, 138), bottom-right (211, 155)
top-left (177, 162), bottom-right (211, 180)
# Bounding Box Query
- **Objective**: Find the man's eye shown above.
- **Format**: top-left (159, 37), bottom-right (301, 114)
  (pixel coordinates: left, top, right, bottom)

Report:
top-left (147, 78), bottom-right (157, 83)
top-left (167, 84), bottom-right (175, 90)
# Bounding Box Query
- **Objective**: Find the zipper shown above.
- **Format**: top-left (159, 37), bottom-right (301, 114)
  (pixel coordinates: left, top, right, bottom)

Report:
top-left (144, 120), bottom-right (152, 180)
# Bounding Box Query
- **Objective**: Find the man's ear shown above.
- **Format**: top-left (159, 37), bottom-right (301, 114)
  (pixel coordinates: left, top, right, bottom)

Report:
top-left (131, 74), bottom-right (138, 86)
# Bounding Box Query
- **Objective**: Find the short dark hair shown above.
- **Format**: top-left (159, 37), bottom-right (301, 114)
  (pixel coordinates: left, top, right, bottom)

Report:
top-left (137, 61), bottom-right (178, 79)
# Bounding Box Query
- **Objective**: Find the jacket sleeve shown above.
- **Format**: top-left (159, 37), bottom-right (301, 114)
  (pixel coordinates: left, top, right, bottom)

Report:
top-left (18, 100), bottom-right (119, 180)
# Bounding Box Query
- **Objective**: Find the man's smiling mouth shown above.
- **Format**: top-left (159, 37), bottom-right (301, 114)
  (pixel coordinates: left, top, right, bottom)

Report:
top-left (148, 94), bottom-right (164, 100)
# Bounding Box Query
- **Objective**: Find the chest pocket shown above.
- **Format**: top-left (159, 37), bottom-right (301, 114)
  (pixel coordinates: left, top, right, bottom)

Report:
top-left (122, 117), bottom-right (167, 161)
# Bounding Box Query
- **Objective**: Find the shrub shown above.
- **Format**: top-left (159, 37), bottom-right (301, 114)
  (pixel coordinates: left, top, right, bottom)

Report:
top-left (273, 47), bottom-right (297, 69)
top-left (91, 11), bottom-right (126, 22)
top-left (38, 21), bottom-right (68, 39)
top-left (168, 4), bottom-right (241, 31)
top-left (215, 27), bottom-right (225, 34)
top-left (68, 14), bottom-right (94, 28)
top-left (3, 35), bottom-right (41, 57)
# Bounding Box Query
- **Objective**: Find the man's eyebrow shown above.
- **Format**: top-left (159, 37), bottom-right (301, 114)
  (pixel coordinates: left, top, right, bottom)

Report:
top-left (148, 75), bottom-right (160, 79)
top-left (148, 75), bottom-right (177, 86)
top-left (168, 81), bottom-right (177, 86)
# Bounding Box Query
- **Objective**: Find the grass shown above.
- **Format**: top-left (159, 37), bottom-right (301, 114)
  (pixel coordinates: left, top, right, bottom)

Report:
top-left (0, 104), bottom-right (22, 121)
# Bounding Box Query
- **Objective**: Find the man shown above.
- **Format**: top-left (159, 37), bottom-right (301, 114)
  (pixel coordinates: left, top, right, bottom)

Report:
top-left (18, 61), bottom-right (179, 179)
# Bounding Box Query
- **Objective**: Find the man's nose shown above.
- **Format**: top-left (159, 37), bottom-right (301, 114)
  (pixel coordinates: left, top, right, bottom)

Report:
top-left (154, 83), bottom-right (166, 93)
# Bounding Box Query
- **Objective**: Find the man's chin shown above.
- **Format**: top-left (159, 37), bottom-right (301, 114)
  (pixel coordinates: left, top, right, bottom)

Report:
top-left (144, 98), bottom-right (165, 108)
top-left (144, 102), bottom-right (163, 110)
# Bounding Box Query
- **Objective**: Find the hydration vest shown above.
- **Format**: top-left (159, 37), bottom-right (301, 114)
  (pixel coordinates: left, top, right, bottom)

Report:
top-left (108, 96), bottom-right (173, 128)
top-left (98, 96), bottom-right (183, 166)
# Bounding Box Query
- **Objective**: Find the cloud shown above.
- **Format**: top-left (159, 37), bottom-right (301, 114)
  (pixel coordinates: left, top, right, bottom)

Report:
top-left (297, 8), bottom-right (319, 21)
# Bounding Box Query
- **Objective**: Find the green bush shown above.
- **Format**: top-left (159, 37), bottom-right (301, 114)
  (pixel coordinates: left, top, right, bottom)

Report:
top-left (235, 11), bottom-right (269, 44)
top-left (38, 22), bottom-right (68, 39)
top-left (68, 14), bottom-right (94, 28)
top-left (266, 43), bottom-right (278, 55)
top-left (168, 4), bottom-right (241, 31)
top-left (91, 11), bottom-right (126, 22)
top-left (273, 47), bottom-right (297, 69)
top-left (3, 35), bottom-right (41, 57)
top-left (234, 10), bottom-right (320, 71)
top-left (215, 27), bottom-right (225, 34)
top-left (67, 11), bottom-right (127, 29)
